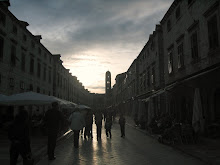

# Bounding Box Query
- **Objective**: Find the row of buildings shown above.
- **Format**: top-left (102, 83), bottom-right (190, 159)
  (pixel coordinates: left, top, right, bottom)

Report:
top-left (109, 0), bottom-right (220, 134)
top-left (0, 1), bottom-right (100, 108)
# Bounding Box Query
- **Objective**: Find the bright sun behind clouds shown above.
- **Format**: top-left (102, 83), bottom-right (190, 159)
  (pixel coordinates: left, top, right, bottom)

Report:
top-left (63, 51), bottom-right (108, 94)
top-left (62, 46), bottom-right (137, 94)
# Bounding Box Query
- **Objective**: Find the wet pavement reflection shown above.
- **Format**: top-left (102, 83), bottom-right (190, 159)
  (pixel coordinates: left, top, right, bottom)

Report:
top-left (36, 121), bottom-right (206, 165)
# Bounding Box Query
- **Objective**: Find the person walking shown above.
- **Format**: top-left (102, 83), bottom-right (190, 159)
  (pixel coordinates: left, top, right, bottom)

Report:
top-left (8, 106), bottom-right (32, 165)
top-left (119, 114), bottom-right (126, 138)
top-left (84, 111), bottom-right (93, 139)
top-left (105, 114), bottom-right (112, 138)
top-left (68, 108), bottom-right (85, 148)
top-left (95, 111), bottom-right (103, 141)
top-left (44, 102), bottom-right (64, 160)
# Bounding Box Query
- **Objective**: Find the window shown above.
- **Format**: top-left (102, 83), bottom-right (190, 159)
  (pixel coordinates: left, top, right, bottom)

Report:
top-left (38, 48), bottom-right (41, 55)
top-left (168, 50), bottom-right (173, 74)
top-left (151, 67), bottom-right (155, 84)
top-left (23, 34), bottom-right (27, 42)
top-left (30, 58), bottom-right (34, 74)
top-left (190, 32), bottom-right (199, 60)
top-left (143, 72), bottom-right (146, 90)
top-left (37, 87), bottom-right (40, 93)
top-left (177, 43), bottom-right (184, 69)
top-left (29, 84), bottom-right (33, 91)
top-left (9, 78), bottom-right (14, 88)
top-left (37, 62), bottom-right (41, 78)
top-left (31, 41), bottom-right (35, 49)
top-left (12, 25), bottom-right (17, 35)
top-left (20, 81), bottom-right (25, 90)
top-left (57, 74), bottom-right (60, 86)
top-left (208, 15), bottom-right (219, 50)
top-left (49, 69), bottom-right (51, 83)
top-left (176, 6), bottom-right (180, 20)
top-left (21, 54), bottom-right (25, 71)
top-left (151, 40), bottom-right (155, 51)
top-left (0, 36), bottom-right (4, 59)
top-left (0, 10), bottom-right (6, 26)
top-left (43, 66), bottom-right (46, 81)
top-left (147, 69), bottom-right (150, 86)
top-left (167, 19), bottom-right (171, 32)
top-left (139, 74), bottom-right (143, 91)
top-left (60, 76), bottom-right (63, 87)
top-left (10, 45), bottom-right (16, 66)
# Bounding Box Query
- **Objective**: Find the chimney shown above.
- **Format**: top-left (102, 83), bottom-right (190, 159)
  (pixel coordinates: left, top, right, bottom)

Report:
top-left (34, 35), bottom-right (42, 42)
top-left (156, 24), bottom-right (162, 31)
top-left (19, 20), bottom-right (29, 28)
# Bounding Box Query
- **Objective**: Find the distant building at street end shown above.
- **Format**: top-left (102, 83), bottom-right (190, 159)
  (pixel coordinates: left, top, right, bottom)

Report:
top-left (105, 71), bottom-right (111, 95)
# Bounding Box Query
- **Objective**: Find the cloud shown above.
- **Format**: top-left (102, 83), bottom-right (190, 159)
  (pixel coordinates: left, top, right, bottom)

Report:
top-left (9, 0), bottom-right (173, 93)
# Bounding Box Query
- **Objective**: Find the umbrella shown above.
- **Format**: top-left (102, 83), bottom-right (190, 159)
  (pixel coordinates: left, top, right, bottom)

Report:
top-left (0, 91), bottom-right (56, 105)
top-left (74, 104), bottom-right (91, 116)
top-left (76, 104), bottom-right (91, 109)
top-left (50, 96), bottom-right (77, 109)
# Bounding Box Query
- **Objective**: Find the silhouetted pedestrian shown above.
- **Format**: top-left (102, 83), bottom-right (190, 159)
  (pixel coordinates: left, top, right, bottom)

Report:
top-left (105, 114), bottom-right (112, 138)
top-left (84, 111), bottom-right (93, 139)
top-left (119, 114), bottom-right (126, 137)
top-left (44, 102), bottom-right (64, 160)
top-left (8, 106), bottom-right (32, 165)
top-left (95, 111), bottom-right (103, 140)
top-left (69, 108), bottom-right (85, 148)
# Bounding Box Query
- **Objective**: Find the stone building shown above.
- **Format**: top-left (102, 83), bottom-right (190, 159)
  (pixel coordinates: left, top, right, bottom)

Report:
top-left (111, 0), bottom-right (220, 135)
top-left (0, 2), bottom-right (92, 107)
top-left (0, 3), bottom-right (53, 96)
top-left (136, 24), bottom-right (165, 121)
top-left (113, 72), bottom-right (126, 105)
top-left (160, 0), bottom-right (220, 131)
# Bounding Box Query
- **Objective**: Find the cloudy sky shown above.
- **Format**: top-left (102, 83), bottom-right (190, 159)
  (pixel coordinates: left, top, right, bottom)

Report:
top-left (9, 0), bottom-right (173, 94)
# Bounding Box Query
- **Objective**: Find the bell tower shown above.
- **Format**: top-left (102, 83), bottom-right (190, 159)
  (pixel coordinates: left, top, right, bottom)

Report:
top-left (105, 71), bottom-right (111, 95)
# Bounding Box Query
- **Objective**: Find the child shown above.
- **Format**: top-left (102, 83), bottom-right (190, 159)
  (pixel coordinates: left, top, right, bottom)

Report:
top-left (119, 114), bottom-right (126, 137)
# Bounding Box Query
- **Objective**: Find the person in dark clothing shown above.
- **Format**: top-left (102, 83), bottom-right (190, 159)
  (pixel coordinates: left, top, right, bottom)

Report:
top-left (44, 102), bottom-right (64, 160)
top-left (119, 114), bottom-right (126, 138)
top-left (95, 111), bottom-right (103, 141)
top-left (84, 111), bottom-right (93, 139)
top-left (8, 106), bottom-right (32, 165)
top-left (105, 114), bottom-right (112, 138)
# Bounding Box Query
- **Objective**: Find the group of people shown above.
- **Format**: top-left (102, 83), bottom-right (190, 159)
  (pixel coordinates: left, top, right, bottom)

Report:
top-left (8, 102), bottom-right (126, 164)
top-left (8, 102), bottom-right (64, 164)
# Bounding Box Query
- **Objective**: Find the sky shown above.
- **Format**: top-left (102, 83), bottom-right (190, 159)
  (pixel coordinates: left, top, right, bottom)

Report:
top-left (9, 0), bottom-right (173, 94)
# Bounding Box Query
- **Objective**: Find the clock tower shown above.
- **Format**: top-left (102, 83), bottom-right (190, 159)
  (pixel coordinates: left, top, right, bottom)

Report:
top-left (105, 71), bottom-right (111, 95)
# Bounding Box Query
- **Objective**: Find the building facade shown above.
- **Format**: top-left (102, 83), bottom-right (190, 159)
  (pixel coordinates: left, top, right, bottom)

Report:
top-left (111, 0), bottom-right (220, 135)
top-left (0, 2), bottom-right (92, 108)
top-left (160, 0), bottom-right (220, 128)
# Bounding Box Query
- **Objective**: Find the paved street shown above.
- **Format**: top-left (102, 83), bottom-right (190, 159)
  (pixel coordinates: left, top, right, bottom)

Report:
top-left (36, 120), bottom-right (206, 165)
